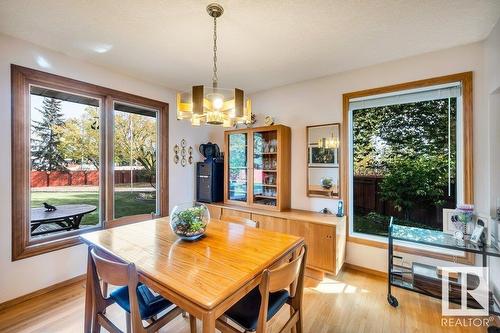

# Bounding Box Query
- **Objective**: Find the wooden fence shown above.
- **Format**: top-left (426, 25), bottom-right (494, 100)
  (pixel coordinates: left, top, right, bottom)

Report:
top-left (31, 170), bottom-right (154, 187)
top-left (353, 175), bottom-right (456, 229)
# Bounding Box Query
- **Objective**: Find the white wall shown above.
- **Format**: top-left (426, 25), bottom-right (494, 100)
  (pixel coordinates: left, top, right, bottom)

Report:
top-left (486, 19), bottom-right (500, 218)
top-left (248, 42), bottom-right (487, 272)
top-left (0, 33), bottom-right (215, 303)
top-left (484, 19), bottom-right (500, 297)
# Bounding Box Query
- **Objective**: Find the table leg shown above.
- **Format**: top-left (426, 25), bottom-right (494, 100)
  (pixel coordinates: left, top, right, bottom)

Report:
top-left (202, 312), bottom-right (215, 333)
top-left (189, 314), bottom-right (197, 333)
top-left (84, 248), bottom-right (93, 333)
top-left (31, 223), bottom-right (40, 233)
top-left (69, 214), bottom-right (84, 230)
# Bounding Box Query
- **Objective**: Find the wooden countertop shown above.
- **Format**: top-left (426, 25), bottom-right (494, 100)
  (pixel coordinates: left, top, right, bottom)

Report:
top-left (205, 202), bottom-right (345, 227)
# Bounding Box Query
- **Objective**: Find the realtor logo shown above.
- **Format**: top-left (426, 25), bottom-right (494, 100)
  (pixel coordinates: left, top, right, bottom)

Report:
top-left (441, 267), bottom-right (489, 316)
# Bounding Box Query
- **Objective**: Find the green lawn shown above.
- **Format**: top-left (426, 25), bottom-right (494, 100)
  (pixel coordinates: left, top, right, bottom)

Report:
top-left (353, 212), bottom-right (441, 237)
top-left (31, 191), bottom-right (156, 225)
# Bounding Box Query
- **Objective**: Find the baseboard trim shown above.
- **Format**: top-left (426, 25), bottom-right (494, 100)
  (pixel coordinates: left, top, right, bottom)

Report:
top-left (305, 267), bottom-right (325, 281)
top-left (0, 274), bottom-right (86, 312)
top-left (344, 263), bottom-right (387, 278)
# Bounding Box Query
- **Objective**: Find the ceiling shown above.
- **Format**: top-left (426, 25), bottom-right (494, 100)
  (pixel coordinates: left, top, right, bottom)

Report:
top-left (1, 0), bottom-right (499, 93)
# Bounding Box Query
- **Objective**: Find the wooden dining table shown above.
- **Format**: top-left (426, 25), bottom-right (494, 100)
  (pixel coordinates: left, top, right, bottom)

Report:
top-left (80, 217), bottom-right (304, 333)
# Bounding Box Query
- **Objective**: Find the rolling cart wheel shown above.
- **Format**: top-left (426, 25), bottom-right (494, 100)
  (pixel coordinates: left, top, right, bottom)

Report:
top-left (387, 294), bottom-right (399, 307)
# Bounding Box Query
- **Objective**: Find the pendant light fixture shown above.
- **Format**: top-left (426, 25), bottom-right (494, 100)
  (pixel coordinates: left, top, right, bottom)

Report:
top-left (177, 3), bottom-right (252, 127)
top-left (318, 132), bottom-right (340, 149)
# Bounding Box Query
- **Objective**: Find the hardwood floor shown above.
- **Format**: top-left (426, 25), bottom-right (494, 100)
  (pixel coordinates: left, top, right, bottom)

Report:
top-left (0, 267), bottom-right (494, 333)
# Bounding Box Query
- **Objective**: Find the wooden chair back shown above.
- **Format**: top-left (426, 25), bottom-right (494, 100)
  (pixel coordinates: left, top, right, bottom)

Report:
top-left (87, 246), bottom-right (187, 333)
top-left (90, 248), bottom-right (132, 286)
top-left (220, 215), bottom-right (259, 228)
top-left (257, 244), bottom-right (307, 333)
top-left (265, 248), bottom-right (305, 295)
top-left (88, 247), bottom-right (143, 333)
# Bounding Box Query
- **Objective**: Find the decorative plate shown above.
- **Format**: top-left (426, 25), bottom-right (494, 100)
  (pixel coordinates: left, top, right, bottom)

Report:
top-left (181, 148), bottom-right (186, 157)
top-left (188, 146), bottom-right (193, 155)
top-left (181, 139), bottom-right (187, 147)
top-left (174, 155), bottom-right (180, 164)
top-left (181, 157), bottom-right (187, 166)
top-left (188, 156), bottom-right (193, 164)
top-left (174, 144), bottom-right (180, 154)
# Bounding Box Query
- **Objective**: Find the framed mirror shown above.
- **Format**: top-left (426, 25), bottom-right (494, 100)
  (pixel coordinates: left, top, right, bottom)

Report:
top-left (306, 123), bottom-right (341, 198)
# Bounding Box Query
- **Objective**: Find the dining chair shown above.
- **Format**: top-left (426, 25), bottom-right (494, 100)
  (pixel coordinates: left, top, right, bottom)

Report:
top-left (220, 215), bottom-right (259, 228)
top-left (216, 245), bottom-right (307, 333)
top-left (88, 246), bottom-right (193, 333)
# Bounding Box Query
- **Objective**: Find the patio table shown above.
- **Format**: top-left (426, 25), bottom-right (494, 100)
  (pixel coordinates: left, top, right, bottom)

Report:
top-left (31, 204), bottom-right (96, 236)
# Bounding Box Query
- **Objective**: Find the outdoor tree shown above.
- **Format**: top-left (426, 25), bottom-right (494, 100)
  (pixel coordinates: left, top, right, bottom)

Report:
top-left (352, 98), bottom-right (457, 228)
top-left (57, 106), bottom-right (100, 170)
top-left (378, 155), bottom-right (450, 220)
top-left (352, 98), bottom-right (456, 176)
top-left (31, 97), bottom-right (68, 171)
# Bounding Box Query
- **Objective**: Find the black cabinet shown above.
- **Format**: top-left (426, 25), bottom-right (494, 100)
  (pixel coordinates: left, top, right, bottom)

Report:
top-left (196, 161), bottom-right (224, 203)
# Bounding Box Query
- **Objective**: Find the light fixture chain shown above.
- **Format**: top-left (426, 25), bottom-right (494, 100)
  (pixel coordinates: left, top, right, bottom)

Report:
top-left (212, 16), bottom-right (218, 87)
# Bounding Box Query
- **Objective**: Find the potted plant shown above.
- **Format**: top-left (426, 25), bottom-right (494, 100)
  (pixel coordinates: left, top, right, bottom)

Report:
top-left (169, 202), bottom-right (210, 241)
top-left (320, 177), bottom-right (334, 189)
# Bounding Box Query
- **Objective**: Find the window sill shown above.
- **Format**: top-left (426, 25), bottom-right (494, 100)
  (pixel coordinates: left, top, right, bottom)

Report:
top-left (347, 233), bottom-right (475, 265)
top-left (14, 234), bottom-right (83, 261)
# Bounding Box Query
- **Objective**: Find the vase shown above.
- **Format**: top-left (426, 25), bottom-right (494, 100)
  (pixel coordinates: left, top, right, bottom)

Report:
top-left (169, 202), bottom-right (210, 241)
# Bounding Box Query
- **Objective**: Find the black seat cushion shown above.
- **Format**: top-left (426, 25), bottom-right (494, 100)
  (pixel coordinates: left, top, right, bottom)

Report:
top-left (225, 287), bottom-right (290, 331)
top-left (110, 283), bottom-right (173, 320)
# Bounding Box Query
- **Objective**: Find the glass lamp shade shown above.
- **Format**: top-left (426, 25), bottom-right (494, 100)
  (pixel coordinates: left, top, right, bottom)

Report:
top-left (177, 85), bottom-right (252, 127)
top-left (318, 135), bottom-right (340, 149)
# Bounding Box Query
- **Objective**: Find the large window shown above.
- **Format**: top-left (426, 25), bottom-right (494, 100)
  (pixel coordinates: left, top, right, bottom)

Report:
top-left (12, 65), bottom-right (168, 260)
top-left (113, 102), bottom-right (159, 219)
top-left (30, 87), bottom-right (102, 240)
top-left (342, 73), bottom-right (473, 247)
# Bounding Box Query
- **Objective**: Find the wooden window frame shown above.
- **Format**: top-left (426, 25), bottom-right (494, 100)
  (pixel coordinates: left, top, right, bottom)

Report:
top-left (341, 72), bottom-right (474, 264)
top-left (11, 65), bottom-right (169, 260)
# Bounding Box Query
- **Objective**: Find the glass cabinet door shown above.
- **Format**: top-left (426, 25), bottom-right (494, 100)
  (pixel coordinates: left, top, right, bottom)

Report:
top-left (227, 133), bottom-right (248, 202)
top-left (252, 130), bottom-right (278, 207)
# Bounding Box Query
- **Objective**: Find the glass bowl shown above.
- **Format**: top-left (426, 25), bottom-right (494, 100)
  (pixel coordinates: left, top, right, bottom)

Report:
top-left (320, 177), bottom-right (334, 189)
top-left (169, 202), bottom-right (210, 241)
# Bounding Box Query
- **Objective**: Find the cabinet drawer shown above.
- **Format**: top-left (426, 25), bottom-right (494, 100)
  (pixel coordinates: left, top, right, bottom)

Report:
top-left (251, 214), bottom-right (286, 232)
top-left (221, 208), bottom-right (251, 220)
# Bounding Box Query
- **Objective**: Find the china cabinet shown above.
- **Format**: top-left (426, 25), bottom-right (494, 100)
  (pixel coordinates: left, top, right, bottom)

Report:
top-left (224, 125), bottom-right (291, 211)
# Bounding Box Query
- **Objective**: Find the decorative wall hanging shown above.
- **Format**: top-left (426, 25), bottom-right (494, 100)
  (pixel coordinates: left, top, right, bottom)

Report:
top-left (188, 146), bottom-right (194, 164)
top-left (173, 144), bottom-right (180, 164)
top-left (174, 140), bottom-right (190, 167)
